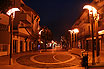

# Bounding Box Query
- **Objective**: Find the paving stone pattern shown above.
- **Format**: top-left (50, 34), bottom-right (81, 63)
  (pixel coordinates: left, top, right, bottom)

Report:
top-left (16, 53), bottom-right (81, 68)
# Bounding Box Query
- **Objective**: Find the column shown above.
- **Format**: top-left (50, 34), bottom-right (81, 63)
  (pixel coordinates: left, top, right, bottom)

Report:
top-left (7, 44), bottom-right (10, 55)
top-left (73, 33), bottom-right (76, 48)
top-left (12, 36), bottom-right (13, 54)
top-left (17, 36), bottom-right (20, 53)
top-left (82, 40), bottom-right (84, 49)
top-left (27, 41), bottom-right (29, 51)
top-left (22, 41), bottom-right (26, 52)
top-left (76, 33), bottom-right (78, 48)
top-left (86, 40), bottom-right (89, 51)
top-left (7, 25), bottom-right (10, 55)
top-left (99, 39), bottom-right (102, 51)
top-left (31, 42), bottom-right (32, 51)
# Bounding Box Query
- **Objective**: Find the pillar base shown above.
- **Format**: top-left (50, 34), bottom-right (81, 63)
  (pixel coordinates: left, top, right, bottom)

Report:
top-left (96, 56), bottom-right (100, 63)
top-left (9, 58), bottom-right (13, 65)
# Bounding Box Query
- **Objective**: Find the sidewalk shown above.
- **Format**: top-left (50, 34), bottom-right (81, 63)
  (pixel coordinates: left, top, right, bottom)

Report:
top-left (68, 48), bottom-right (104, 69)
top-left (88, 51), bottom-right (104, 68)
top-left (0, 51), bottom-right (85, 69)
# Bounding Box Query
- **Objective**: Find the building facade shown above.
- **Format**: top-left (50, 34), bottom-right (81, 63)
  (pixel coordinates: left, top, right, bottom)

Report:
top-left (72, 0), bottom-right (104, 52)
top-left (0, 0), bottom-right (40, 56)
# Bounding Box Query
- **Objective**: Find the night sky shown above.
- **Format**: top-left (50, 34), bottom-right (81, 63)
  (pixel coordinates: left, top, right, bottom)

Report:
top-left (23, 0), bottom-right (92, 41)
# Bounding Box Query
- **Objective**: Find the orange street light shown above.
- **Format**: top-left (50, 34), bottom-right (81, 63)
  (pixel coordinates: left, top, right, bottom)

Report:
top-left (98, 30), bottom-right (104, 35)
top-left (6, 8), bottom-right (20, 18)
top-left (39, 29), bottom-right (43, 35)
top-left (83, 5), bottom-right (97, 16)
top-left (38, 29), bottom-right (43, 53)
top-left (83, 5), bottom-right (100, 64)
top-left (73, 28), bottom-right (79, 33)
top-left (6, 8), bottom-right (20, 65)
top-left (68, 30), bottom-right (74, 49)
top-left (73, 28), bottom-right (79, 48)
top-left (41, 41), bottom-right (43, 44)
top-left (68, 30), bottom-right (74, 33)
top-left (83, 5), bottom-right (99, 21)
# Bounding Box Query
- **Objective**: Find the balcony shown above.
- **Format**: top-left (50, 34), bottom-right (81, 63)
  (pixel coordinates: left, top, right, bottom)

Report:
top-left (20, 13), bottom-right (32, 24)
top-left (18, 28), bottom-right (30, 37)
top-left (78, 31), bottom-right (90, 39)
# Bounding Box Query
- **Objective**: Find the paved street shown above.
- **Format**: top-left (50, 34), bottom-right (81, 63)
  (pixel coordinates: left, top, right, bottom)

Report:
top-left (0, 47), bottom-right (84, 69)
top-left (1, 0), bottom-right (104, 69)
top-left (16, 52), bottom-right (81, 68)
top-left (1, 47), bottom-right (104, 69)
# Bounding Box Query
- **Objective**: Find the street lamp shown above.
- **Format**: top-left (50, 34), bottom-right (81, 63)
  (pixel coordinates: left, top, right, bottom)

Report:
top-left (83, 5), bottom-right (99, 65)
top-left (98, 30), bottom-right (104, 35)
top-left (6, 8), bottom-right (20, 18)
top-left (73, 28), bottom-right (79, 48)
top-left (68, 30), bottom-right (74, 49)
top-left (68, 28), bottom-right (79, 48)
top-left (39, 29), bottom-right (43, 35)
top-left (38, 29), bottom-right (43, 53)
top-left (6, 8), bottom-right (20, 65)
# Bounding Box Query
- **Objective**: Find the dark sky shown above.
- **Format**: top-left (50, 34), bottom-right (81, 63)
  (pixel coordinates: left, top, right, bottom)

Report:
top-left (23, 0), bottom-right (92, 41)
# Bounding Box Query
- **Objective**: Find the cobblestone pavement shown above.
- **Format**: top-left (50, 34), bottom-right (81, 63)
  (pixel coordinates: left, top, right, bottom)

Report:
top-left (16, 52), bottom-right (81, 68)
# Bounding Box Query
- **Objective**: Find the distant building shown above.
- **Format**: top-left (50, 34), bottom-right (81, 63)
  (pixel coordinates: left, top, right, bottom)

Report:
top-left (0, 0), bottom-right (40, 56)
top-left (71, 0), bottom-right (104, 51)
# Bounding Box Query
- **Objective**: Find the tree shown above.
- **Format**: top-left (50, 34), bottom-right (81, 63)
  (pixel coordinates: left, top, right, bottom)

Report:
top-left (41, 26), bottom-right (53, 42)
top-left (0, 0), bottom-right (12, 13)
top-left (40, 26), bottom-right (53, 50)
top-left (61, 31), bottom-right (70, 50)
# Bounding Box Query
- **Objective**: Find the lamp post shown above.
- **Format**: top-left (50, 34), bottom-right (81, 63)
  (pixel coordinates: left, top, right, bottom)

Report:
top-left (73, 28), bottom-right (79, 48)
top-left (95, 14), bottom-right (100, 62)
top-left (68, 30), bottom-right (73, 49)
top-left (83, 5), bottom-right (99, 65)
top-left (39, 29), bottom-right (43, 53)
top-left (6, 8), bottom-right (20, 65)
top-left (68, 29), bottom-right (79, 48)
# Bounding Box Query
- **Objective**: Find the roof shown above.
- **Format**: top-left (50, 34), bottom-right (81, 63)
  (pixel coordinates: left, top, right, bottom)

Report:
top-left (21, 0), bottom-right (40, 18)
